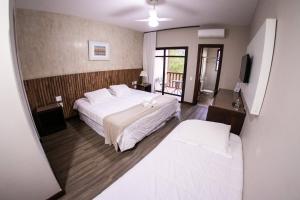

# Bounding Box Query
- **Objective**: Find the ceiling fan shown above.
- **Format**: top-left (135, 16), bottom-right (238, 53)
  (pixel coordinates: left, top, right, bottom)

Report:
top-left (135, 0), bottom-right (172, 27)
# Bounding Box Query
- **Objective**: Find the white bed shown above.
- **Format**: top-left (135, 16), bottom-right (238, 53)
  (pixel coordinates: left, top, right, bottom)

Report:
top-left (74, 89), bottom-right (180, 151)
top-left (94, 120), bottom-right (243, 200)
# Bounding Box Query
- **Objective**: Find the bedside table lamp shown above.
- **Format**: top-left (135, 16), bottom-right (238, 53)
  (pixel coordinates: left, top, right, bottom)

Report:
top-left (140, 70), bottom-right (148, 84)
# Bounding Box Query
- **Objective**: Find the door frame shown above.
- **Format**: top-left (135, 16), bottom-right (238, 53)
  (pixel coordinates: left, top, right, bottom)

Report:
top-left (155, 46), bottom-right (188, 102)
top-left (192, 44), bottom-right (224, 104)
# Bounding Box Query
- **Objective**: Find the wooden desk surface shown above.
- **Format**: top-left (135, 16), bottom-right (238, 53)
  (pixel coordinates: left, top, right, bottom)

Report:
top-left (207, 88), bottom-right (246, 135)
top-left (213, 89), bottom-right (245, 114)
top-left (36, 103), bottom-right (60, 112)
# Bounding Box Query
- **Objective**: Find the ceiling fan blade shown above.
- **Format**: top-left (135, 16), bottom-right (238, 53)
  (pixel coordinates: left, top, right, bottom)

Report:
top-left (168, 2), bottom-right (198, 15)
top-left (158, 18), bottom-right (173, 21)
top-left (110, 6), bottom-right (142, 17)
top-left (136, 19), bottom-right (150, 22)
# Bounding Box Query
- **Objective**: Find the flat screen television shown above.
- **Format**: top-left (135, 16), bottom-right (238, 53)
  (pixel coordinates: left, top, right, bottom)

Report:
top-left (239, 54), bottom-right (252, 83)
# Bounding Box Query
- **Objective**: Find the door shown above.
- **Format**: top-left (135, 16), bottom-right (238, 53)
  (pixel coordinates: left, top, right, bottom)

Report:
top-left (154, 47), bottom-right (188, 102)
top-left (193, 44), bottom-right (224, 104)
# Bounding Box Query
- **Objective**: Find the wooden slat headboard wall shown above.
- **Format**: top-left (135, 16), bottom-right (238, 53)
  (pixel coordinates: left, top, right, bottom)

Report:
top-left (23, 68), bottom-right (142, 118)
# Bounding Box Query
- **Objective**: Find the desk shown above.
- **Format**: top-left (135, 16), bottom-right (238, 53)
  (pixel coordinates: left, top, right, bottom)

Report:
top-left (206, 89), bottom-right (246, 135)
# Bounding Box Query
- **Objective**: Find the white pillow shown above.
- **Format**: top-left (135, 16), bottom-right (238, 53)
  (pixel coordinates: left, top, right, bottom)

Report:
top-left (172, 120), bottom-right (231, 157)
top-left (84, 88), bottom-right (112, 105)
top-left (110, 84), bottom-right (130, 97)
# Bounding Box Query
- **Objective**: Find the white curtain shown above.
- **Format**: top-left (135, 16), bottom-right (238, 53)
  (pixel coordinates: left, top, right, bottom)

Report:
top-left (143, 32), bottom-right (157, 92)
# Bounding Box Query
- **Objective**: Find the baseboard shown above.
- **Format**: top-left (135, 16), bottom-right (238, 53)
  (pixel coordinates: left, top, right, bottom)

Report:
top-left (47, 190), bottom-right (65, 200)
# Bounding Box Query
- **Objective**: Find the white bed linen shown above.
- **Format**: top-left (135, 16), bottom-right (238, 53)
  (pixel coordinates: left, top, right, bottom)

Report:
top-left (79, 113), bottom-right (105, 137)
top-left (78, 101), bottom-right (178, 151)
top-left (74, 89), bottom-right (180, 151)
top-left (94, 120), bottom-right (243, 200)
top-left (74, 89), bottom-right (161, 126)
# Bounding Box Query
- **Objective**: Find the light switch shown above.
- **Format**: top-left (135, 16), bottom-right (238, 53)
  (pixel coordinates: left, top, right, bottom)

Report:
top-left (55, 96), bottom-right (62, 102)
top-left (189, 76), bottom-right (193, 81)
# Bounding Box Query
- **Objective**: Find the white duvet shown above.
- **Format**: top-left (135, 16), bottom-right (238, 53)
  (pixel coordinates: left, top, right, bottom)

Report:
top-left (74, 89), bottom-right (180, 151)
top-left (94, 120), bottom-right (243, 200)
top-left (74, 89), bottom-right (161, 126)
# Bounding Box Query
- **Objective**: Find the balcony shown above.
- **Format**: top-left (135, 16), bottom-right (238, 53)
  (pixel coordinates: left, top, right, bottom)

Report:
top-left (154, 72), bottom-right (183, 96)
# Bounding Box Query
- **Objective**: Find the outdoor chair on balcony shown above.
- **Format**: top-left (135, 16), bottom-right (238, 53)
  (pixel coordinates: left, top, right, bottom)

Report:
top-left (172, 80), bottom-right (182, 95)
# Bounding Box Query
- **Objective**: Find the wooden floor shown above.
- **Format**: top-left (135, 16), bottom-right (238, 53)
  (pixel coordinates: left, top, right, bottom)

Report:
top-left (41, 103), bottom-right (208, 200)
top-left (198, 92), bottom-right (214, 106)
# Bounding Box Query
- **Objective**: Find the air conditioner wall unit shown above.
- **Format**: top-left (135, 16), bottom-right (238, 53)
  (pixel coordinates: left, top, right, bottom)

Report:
top-left (198, 29), bottom-right (225, 38)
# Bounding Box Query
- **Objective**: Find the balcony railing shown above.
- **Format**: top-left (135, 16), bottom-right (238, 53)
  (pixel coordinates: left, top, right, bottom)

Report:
top-left (155, 72), bottom-right (183, 96)
top-left (166, 72), bottom-right (183, 89)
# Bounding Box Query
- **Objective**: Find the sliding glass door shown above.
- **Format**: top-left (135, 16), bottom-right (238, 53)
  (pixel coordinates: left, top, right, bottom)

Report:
top-left (154, 47), bottom-right (188, 102)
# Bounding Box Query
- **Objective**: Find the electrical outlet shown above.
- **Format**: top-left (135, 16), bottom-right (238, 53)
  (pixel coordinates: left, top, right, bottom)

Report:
top-left (132, 81), bottom-right (137, 85)
top-left (55, 96), bottom-right (62, 102)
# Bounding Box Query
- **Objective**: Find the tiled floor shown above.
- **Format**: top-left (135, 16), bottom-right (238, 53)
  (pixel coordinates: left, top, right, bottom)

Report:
top-left (155, 86), bottom-right (182, 96)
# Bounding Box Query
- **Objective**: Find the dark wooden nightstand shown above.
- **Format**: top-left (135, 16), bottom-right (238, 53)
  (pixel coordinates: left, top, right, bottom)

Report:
top-left (33, 103), bottom-right (66, 137)
top-left (136, 83), bottom-right (151, 92)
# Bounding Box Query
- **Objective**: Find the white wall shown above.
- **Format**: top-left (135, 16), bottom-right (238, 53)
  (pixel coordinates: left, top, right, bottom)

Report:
top-left (157, 26), bottom-right (249, 102)
top-left (241, 0), bottom-right (300, 199)
top-left (0, 2), bottom-right (62, 200)
top-left (242, 19), bottom-right (276, 115)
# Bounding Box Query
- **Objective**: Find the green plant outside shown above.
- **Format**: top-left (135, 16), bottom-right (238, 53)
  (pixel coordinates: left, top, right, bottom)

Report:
top-left (167, 57), bottom-right (184, 73)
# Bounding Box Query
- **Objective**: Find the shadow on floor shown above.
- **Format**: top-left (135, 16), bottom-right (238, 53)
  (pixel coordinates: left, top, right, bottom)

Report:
top-left (41, 118), bottom-right (94, 188)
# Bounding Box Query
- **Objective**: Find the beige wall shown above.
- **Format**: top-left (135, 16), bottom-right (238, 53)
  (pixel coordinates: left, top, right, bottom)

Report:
top-left (15, 9), bottom-right (143, 80)
top-left (241, 0), bottom-right (300, 199)
top-left (0, 2), bottom-right (61, 199)
top-left (157, 26), bottom-right (249, 102)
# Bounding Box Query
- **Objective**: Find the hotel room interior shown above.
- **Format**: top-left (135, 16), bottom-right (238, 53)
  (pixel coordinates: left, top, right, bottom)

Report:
top-left (1, 0), bottom-right (300, 199)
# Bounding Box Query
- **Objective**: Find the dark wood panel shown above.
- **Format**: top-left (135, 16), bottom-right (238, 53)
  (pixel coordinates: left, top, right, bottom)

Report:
top-left (41, 103), bottom-right (208, 200)
top-left (24, 69), bottom-right (142, 118)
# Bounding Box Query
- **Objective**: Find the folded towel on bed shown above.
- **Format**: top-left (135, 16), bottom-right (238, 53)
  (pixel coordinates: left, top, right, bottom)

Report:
top-left (103, 95), bottom-right (176, 151)
top-left (142, 97), bottom-right (158, 107)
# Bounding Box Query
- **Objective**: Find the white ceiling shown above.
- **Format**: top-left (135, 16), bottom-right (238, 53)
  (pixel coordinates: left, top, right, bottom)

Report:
top-left (15, 0), bottom-right (258, 32)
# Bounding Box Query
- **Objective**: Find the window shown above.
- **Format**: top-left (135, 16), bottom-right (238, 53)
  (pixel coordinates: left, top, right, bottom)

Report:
top-left (154, 47), bottom-right (187, 101)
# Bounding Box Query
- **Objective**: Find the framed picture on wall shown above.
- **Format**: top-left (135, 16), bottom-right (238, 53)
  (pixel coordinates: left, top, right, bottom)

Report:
top-left (88, 41), bottom-right (110, 60)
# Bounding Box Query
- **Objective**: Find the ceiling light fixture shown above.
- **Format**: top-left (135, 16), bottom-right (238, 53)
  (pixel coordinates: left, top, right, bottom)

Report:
top-left (136, 0), bottom-right (172, 28)
top-left (148, 9), bottom-right (159, 27)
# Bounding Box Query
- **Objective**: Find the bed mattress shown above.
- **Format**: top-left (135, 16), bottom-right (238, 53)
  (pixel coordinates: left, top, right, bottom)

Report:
top-left (94, 120), bottom-right (243, 200)
top-left (74, 89), bottom-right (180, 151)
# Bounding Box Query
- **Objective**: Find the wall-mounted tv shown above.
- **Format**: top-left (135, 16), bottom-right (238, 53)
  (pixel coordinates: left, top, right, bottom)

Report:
top-left (239, 54), bottom-right (252, 83)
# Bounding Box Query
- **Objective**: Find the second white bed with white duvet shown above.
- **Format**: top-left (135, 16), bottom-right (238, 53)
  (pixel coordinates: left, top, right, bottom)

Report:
top-left (94, 120), bottom-right (243, 200)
